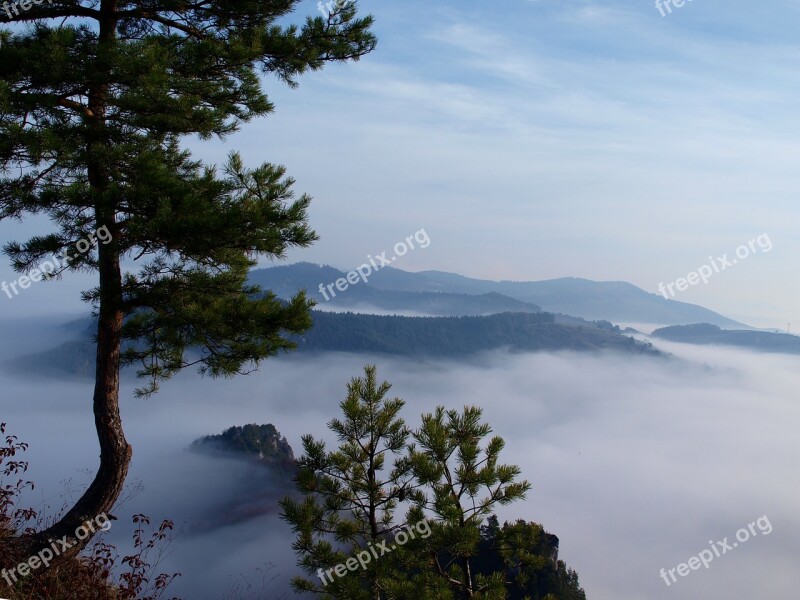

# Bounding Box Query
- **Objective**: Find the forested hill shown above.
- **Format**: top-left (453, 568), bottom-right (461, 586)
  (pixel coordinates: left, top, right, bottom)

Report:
top-left (294, 310), bottom-right (659, 357)
top-left (7, 311), bottom-right (659, 379)
top-left (651, 323), bottom-right (800, 354)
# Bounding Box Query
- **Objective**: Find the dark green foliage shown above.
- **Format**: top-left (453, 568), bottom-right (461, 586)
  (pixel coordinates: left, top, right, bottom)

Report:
top-left (0, 0), bottom-right (376, 396)
top-left (394, 406), bottom-right (531, 599)
top-left (282, 367), bottom-right (587, 599)
top-left (280, 365), bottom-right (412, 599)
top-left (0, 0), bottom-right (376, 563)
top-left (472, 517), bottom-right (586, 600)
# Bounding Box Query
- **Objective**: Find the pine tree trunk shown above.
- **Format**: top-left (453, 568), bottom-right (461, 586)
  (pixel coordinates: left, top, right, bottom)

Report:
top-left (6, 0), bottom-right (131, 566)
top-left (9, 246), bottom-right (132, 563)
top-left (14, 274), bottom-right (131, 560)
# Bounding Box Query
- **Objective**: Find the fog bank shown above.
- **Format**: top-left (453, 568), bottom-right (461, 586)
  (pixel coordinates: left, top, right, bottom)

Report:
top-left (1, 318), bottom-right (798, 599)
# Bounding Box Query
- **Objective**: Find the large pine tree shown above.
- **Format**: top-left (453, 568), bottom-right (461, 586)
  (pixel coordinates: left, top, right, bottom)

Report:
top-left (0, 0), bottom-right (375, 563)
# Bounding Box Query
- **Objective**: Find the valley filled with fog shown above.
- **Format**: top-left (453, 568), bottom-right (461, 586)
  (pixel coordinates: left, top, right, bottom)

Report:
top-left (1, 316), bottom-right (797, 600)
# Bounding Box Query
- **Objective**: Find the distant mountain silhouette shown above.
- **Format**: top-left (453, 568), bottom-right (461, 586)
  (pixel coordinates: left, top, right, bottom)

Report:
top-left (651, 323), bottom-right (800, 354)
top-left (249, 263), bottom-right (747, 327)
top-left (248, 263), bottom-right (541, 316)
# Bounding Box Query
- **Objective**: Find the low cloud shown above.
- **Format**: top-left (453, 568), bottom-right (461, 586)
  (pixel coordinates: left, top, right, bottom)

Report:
top-left (1, 318), bottom-right (797, 599)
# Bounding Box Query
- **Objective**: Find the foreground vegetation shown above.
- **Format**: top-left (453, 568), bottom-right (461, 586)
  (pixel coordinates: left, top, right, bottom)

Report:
top-left (281, 366), bottom-right (586, 600)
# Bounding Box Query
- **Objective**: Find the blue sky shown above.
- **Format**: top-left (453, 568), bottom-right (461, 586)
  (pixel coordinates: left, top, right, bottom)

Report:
top-left (2, 0), bottom-right (799, 328)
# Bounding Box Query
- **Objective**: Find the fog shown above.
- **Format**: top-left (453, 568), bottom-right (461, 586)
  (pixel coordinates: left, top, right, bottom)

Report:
top-left (1, 315), bottom-right (798, 599)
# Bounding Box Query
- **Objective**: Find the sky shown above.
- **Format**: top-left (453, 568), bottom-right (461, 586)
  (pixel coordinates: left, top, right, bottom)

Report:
top-left (1, 0), bottom-right (799, 327)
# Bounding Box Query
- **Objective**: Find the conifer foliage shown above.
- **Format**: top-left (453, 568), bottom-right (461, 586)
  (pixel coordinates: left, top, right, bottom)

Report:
top-left (283, 366), bottom-right (586, 600)
top-left (0, 0), bottom-right (375, 563)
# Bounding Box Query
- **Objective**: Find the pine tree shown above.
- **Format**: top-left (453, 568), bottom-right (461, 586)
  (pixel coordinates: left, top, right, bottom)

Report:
top-left (280, 365), bottom-right (412, 599)
top-left (283, 371), bottom-right (544, 600)
top-left (405, 406), bottom-right (531, 599)
top-left (0, 0), bottom-right (375, 563)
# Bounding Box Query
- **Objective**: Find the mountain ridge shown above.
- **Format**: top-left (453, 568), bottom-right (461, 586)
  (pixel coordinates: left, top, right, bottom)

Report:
top-left (250, 263), bottom-right (749, 328)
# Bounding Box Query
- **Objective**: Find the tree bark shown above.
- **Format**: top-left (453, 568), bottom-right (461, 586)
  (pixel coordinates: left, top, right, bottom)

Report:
top-left (13, 266), bottom-right (131, 562)
top-left (4, 0), bottom-right (131, 566)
